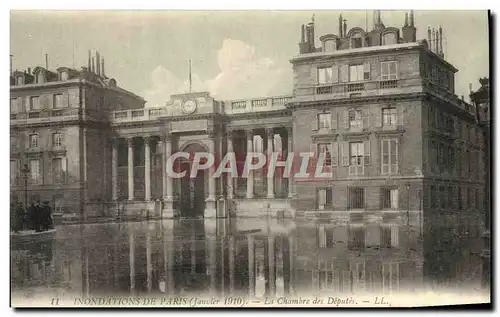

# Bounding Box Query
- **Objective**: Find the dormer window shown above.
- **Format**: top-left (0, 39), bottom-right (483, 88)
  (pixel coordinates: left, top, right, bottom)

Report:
top-left (350, 32), bottom-right (362, 49)
top-left (382, 32), bottom-right (397, 45)
top-left (324, 39), bottom-right (336, 52)
top-left (15, 76), bottom-right (24, 85)
top-left (60, 71), bottom-right (68, 81)
top-left (37, 71), bottom-right (45, 84)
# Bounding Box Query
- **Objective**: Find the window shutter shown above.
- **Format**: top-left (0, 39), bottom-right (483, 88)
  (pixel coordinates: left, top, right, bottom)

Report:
top-left (340, 64), bottom-right (349, 83)
top-left (318, 68), bottom-right (325, 84)
top-left (63, 157), bottom-right (68, 184)
top-left (363, 61), bottom-right (371, 80)
top-left (331, 111), bottom-right (338, 131)
top-left (343, 110), bottom-right (349, 130)
top-left (397, 105), bottom-right (404, 126)
top-left (331, 142), bottom-right (338, 167)
top-left (362, 109), bottom-right (370, 129)
top-left (364, 140), bottom-right (371, 165)
top-left (341, 141), bottom-right (350, 166)
top-left (331, 65), bottom-right (339, 83)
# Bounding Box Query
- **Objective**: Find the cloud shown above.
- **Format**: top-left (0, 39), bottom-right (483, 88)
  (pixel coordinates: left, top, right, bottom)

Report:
top-left (142, 39), bottom-right (292, 107)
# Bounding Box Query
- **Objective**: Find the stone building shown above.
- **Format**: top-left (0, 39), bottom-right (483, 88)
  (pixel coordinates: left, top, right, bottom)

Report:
top-left (10, 11), bottom-right (486, 225)
top-left (10, 51), bottom-right (145, 220)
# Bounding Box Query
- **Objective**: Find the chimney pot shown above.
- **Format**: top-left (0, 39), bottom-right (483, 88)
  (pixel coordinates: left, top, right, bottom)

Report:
top-left (27, 67), bottom-right (31, 74)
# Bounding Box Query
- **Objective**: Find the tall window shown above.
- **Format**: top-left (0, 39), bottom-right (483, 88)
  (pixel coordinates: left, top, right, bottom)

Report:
top-left (53, 158), bottom-right (63, 184)
top-left (349, 110), bottom-right (362, 128)
top-left (318, 67), bottom-right (334, 84)
top-left (457, 186), bottom-right (462, 210)
top-left (381, 188), bottom-right (399, 209)
top-left (53, 94), bottom-right (64, 109)
top-left (30, 96), bottom-right (40, 111)
top-left (348, 187), bottom-right (365, 209)
top-left (382, 108), bottom-right (397, 126)
top-left (324, 40), bottom-right (336, 52)
top-left (439, 186), bottom-right (446, 209)
top-left (349, 142), bottom-right (364, 166)
top-left (349, 65), bottom-right (364, 82)
top-left (52, 133), bottom-right (62, 147)
top-left (430, 185), bottom-right (437, 208)
top-left (381, 61), bottom-right (398, 80)
top-left (317, 143), bottom-right (332, 166)
top-left (60, 71), bottom-right (69, 81)
top-left (29, 134), bottom-right (39, 148)
top-left (317, 188), bottom-right (333, 210)
top-left (10, 98), bottom-right (17, 113)
top-left (30, 159), bottom-right (40, 184)
top-left (317, 113), bottom-right (331, 130)
top-left (382, 33), bottom-right (397, 45)
top-left (350, 34), bottom-right (363, 48)
top-left (10, 160), bottom-right (16, 185)
top-left (16, 76), bottom-right (24, 85)
top-left (348, 226), bottom-right (365, 250)
top-left (381, 139), bottom-right (398, 175)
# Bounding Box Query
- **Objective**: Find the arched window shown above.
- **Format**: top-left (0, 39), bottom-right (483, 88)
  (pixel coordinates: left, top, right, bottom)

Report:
top-left (324, 39), bottom-right (336, 52)
top-left (60, 71), bottom-right (68, 81)
top-left (382, 32), bottom-right (397, 45)
top-left (350, 32), bottom-right (363, 49)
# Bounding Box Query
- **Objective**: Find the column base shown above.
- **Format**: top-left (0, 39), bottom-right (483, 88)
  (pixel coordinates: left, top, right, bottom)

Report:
top-left (205, 198), bottom-right (216, 218)
top-left (267, 194), bottom-right (275, 199)
top-left (162, 198), bottom-right (175, 219)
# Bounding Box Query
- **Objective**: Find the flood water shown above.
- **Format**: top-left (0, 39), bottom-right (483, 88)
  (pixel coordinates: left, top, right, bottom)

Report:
top-left (10, 217), bottom-right (490, 307)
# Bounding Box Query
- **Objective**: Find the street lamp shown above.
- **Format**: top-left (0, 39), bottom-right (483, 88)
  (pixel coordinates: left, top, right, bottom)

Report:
top-left (405, 183), bottom-right (411, 226)
top-left (21, 163), bottom-right (30, 210)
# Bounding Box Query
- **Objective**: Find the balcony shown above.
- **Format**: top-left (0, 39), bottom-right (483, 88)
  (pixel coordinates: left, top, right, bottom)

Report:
top-left (227, 95), bottom-right (292, 114)
top-left (110, 108), bottom-right (167, 124)
top-left (10, 108), bottom-right (84, 126)
top-left (378, 80), bottom-right (399, 89)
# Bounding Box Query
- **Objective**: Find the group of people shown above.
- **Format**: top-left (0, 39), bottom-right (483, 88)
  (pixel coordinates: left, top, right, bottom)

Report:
top-left (10, 201), bottom-right (54, 233)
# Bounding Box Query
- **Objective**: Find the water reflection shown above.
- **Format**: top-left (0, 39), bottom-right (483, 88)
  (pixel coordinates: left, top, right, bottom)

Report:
top-left (11, 216), bottom-right (489, 303)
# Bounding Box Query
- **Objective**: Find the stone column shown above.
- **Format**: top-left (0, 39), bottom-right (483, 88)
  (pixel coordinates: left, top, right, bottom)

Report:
top-left (163, 135), bottom-right (174, 218)
top-left (266, 128), bottom-right (275, 199)
top-left (268, 235), bottom-right (276, 297)
top-left (226, 131), bottom-right (234, 200)
top-left (228, 236), bottom-right (235, 293)
top-left (111, 139), bottom-right (118, 201)
top-left (287, 127), bottom-right (294, 198)
top-left (246, 130), bottom-right (254, 199)
top-left (205, 131), bottom-right (217, 218)
top-left (146, 228), bottom-right (152, 292)
top-left (127, 137), bottom-right (134, 201)
top-left (129, 229), bottom-right (136, 294)
top-left (248, 235), bottom-right (255, 298)
top-left (144, 137), bottom-right (151, 201)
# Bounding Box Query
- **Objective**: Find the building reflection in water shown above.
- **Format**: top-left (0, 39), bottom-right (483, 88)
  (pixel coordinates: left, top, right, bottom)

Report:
top-left (10, 215), bottom-right (489, 302)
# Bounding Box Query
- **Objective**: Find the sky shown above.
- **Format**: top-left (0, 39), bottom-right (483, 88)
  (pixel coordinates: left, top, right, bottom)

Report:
top-left (10, 10), bottom-right (489, 107)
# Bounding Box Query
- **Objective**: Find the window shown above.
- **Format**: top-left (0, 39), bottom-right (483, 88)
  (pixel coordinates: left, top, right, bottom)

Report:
top-left (324, 40), bottom-right (336, 52)
top-left (438, 143), bottom-right (445, 174)
top-left (381, 188), bottom-right (399, 209)
top-left (457, 186), bottom-right (462, 210)
top-left (317, 188), bottom-right (333, 210)
top-left (349, 65), bottom-right (364, 82)
top-left (350, 142), bottom-right (364, 166)
top-left (29, 134), bottom-right (39, 148)
top-left (468, 188), bottom-right (474, 209)
top-left (381, 61), bottom-right (398, 80)
top-left (430, 185), bottom-right (437, 208)
top-left (10, 98), bottom-right (17, 113)
top-left (348, 187), bottom-right (365, 209)
top-left (52, 133), bottom-right (62, 147)
top-left (10, 160), bottom-right (17, 185)
top-left (30, 96), bottom-right (40, 110)
top-left (381, 225), bottom-right (399, 248)
top-left (60, 71), bottom-right (69, 81)
top-left (16, 76), bottom-right (24, 85)
top-left (348, 226), bottom-right (365, 250)
top-left (53, 94), bottom-right (64, 108)
top-left (349, 110), bottom-right (362, 128)
top-left (30, 159), bottom-right (40, 184)
top-left (382, 108), bottom-right (397, 126)
top-left (52, 158), bottom-right (63, 183)
top-left (350, 34), bottom-right (362, 49)
top-left (439, 186), bottom-right (446, 209)
top-left (448, 186), bottom-right (453, 208)
top-left (318, 67), bottom-right (334, 84)
top-left (317, 143), bottom-right (332, 166)
top-left (317, 113), bottom-right (331, 130)
top-left (381, 139), bottom-right (398, 175)
top-left (382, 33), bottom-right (397, 45)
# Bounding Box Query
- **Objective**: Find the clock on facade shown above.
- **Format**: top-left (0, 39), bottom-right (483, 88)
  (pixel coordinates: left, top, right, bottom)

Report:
top-left (182, 99), bottom-right (197, 114)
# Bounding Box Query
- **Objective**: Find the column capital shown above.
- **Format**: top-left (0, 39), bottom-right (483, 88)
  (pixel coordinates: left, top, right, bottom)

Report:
top-left (144, 136), bottom-right (152, 146)
top-left (266, 127), bottom-right (274, 139)
top-left (207, 129), bottom-right (217, 139)
top-left (126, 136), bottom-right (134, 147)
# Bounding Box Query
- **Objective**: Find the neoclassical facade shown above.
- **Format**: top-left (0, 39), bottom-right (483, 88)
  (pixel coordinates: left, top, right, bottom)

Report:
top-left (10, 12), bottom-right (486, 227)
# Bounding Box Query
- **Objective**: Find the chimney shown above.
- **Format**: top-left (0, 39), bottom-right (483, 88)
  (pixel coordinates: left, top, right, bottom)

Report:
top-left (339, 14), bottom-right (343, 37)
top-left (45, 54), bottom-right (48, 70)
top-left (91, 57), bottom-right (95, 73)
top-left (410, 10), bottom-right (414, 27)
top-left (343, 19), bottom-right (347, 37)
top-left (432, 28), bottom-right (437, 53)
top-left (96, 51), bottom-right (101, 76)
top-left (301, 24), bottom-right (305, 42)
top-left (402, 11), bottom-right (417, 43)
top-left (427, 27), bottom-right (432, 51)
top-left (27, 67), bottom-right (31, 75)
top-left (101, 57), bottom-right (105, 77)
top-left (439, 26), bottom-right (444, 57)
top-left (404, 12), bottom-right (408, 27)
top-left (88, 50), bottom-right (91, 71)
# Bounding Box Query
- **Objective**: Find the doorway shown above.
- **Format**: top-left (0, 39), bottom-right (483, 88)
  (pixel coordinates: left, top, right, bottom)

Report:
top-left (180, 162), bottom-right (205, 218)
